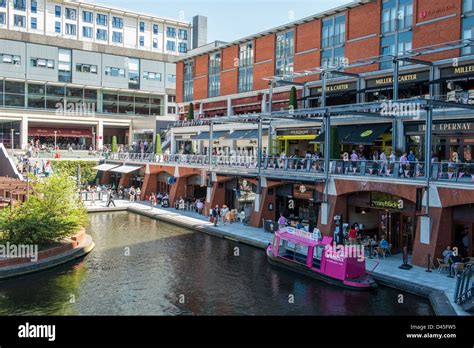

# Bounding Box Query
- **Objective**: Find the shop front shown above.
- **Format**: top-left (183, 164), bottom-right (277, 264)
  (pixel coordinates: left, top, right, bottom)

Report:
top-left (364, 70), bottom-right (429, 101)
top-left (28, 125), bottom-right (93, 149)
top-left (157, 172), bottom-right (172, 194)
top-left (309, 81), bottom-right (358, 107)
top-left (223, 178), bottom-right (256, 221)
top-left (276, 128), bottom-right (320, 157)
top-left (453, 205), bottom-right (474, 257)
top-left (276, 183), bottom-right (322, 231)
top-left (347, 192), bottom-right (417, 254)
top-left (175, 133), bottom-right (196, 154)
top-left (405, 120), bottom-right (474, 162)
top-left (185, 174), bottom-right (207, 201)
top-left (437, 63), bottom-right (474, 103)
top-left (0, 120), bottom-right (21, 149)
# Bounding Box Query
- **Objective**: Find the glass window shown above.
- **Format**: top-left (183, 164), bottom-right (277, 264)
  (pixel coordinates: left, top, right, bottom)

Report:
top-left (128, 58), bottom-right (140, 89)
top-left (27, 83), bottom-right (46, 109)
top-left (0, 0), bottom-right (6, 8)
top-left (14, 15), bottom-right (26, 27)
top-left (55, 21), bottom-right (61, 33)
top-left (167, 74), bottom-right (176, 83)
top-left (83, 11), bottom-right (93, 23)
top-left (55, 5), bottom-right (61, 17)
top-left (112, 31), bottom-right (123, 43)
top-left (150, 95), bottom-right (161, 115)
top-left (168, 95), bottom-right (176, 103)
top-left (139, 36), bottom-right (145, 47)
top-left (135, 93), bottom-right (150, 116)
top-left (31, 0), bottom-right (37, 13)
top-left (1, 54), bottom-right (21, 65)
top-left (31, 57), bottom-right (55, 69)
top-left (65, 8), bottom-right (76, 20)
top-left (462, 15), bottom-right (474, 55)
top-left (112, 17), bottom-right (123, 29)
top-left (96, 14), bottom-right (107, 26)
top-left (178, 29), bottom-right (188, 40)
top-left (178, 42), bottom-right (187, 53)
top-left (102, 91), bottom-right (118, 113)
top-left (139, 21), bottom-right (145, 32)
top-left (4, 81), bottom-right (25, 107)
top-left (183, 61), bottom-right (194, 102)
top-left (153, 24), bottom-right (159, 34)
top-left (0, 12), bottom-right (5, 25)
top-left (143, 72), bottom-right (162, 81)
top-left (166, 27), bottom-right (176, 37)
top-left (275, 30), bottom-right (294, 76)
top-left (166, 40), bottom-right (176, 51)
top-left (31, 17), bottom-right (37, 29)
top-left (321, 15), bottom-right (345, 77)
top-left (82, 26), bottom-right (92, 38)
top-left (105, 67), bottom-right (125, 77)
top-left (58, 48), bottom-right (71, 82)
top-left (76, 63), bottom-right (98, 74)
top-left (238, 42), bottom-right (253, 93)
top-left (14, 0), bottom-right (26, 11)
top-left (153, 38), bottom-right (158, 48)
top-left (96, 29), bottom-right (107, 41)
top-left (208, 52), bottom-right (221, 98)
top-left (65, 23), bottom-right (76, 36)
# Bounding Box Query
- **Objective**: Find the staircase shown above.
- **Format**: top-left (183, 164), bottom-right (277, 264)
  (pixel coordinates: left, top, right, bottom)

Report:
top-left (454, 263), bottom-right (474, 312)
top-left (0, 143), bottom-right (23, 180)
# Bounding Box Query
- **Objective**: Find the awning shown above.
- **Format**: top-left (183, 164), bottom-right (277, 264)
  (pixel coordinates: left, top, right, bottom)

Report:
top-left (429, 73), bottom-right (474, 84)
top-left (93, 164), bottom-right (120, 172)
top-left (110, 165), bottom-right (143, 174)
top-left (225, 130), bottom-right (251, 140)
top-left (341, 123), bottom-right (392, 145)
top-left (311, 125), bottom-right (355, 144)
top-left (28, 126), bottom-right (93, 138)
top-left (191, 131), bottom-right (229, 140)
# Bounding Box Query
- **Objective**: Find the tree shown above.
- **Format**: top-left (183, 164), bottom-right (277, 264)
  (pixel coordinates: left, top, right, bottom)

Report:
top-left (0, 173), bottom-right (87, 246)
top-left (289, 86), bottom-right (298, 111)
top-left (51, 160), bottom-right (98, 184)
top-left (187, 103), bottom-right (194, 120)
top-left (155, 134), bottom-right (162, 155)
top-left (111, 136), bottom-right (118, 153)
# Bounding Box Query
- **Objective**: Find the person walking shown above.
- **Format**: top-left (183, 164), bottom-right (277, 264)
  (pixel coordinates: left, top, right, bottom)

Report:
top-left (212, 205), bottom-right (220, 227)
top-left (106, 189), bottom-right (116, 207)
top-left (129, 186), bottom-right (136, 202)
top-left (149, 193), bottom-right (156, 210)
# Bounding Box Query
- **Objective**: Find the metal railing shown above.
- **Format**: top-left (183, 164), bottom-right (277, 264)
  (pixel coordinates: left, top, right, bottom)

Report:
top-left (104, 153), bottom-right (474, 185)
top-left (454, 263), bottom-right (473, 309)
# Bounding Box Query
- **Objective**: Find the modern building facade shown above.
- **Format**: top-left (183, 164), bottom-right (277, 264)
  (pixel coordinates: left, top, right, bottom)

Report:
top-left (144, 0), bottom-right (474, 267)
top-left (0, 0), bottom-right (195, 149)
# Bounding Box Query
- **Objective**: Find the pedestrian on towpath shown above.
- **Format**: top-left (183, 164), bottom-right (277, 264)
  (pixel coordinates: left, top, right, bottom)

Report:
top-left (106, 189), bottom-right (116, 208)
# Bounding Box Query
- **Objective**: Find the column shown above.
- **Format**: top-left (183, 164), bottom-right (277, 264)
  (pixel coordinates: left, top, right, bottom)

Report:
top-left (97, 120), bottom-right (104, 151)
top-left (226, 97), bottom-right (233, 116)
top-left (21, 115), bottom-right (28, 150)
top-left (170, 132), bottom-right (176, 155)
top-left (128, 123), bottom-right (133, 145)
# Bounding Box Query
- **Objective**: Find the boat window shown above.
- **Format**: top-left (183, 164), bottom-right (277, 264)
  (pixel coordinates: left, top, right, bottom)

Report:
top-left (314, 245), bottom-right (325, 261)
top-left (279, 240), bottom-right (308, 265)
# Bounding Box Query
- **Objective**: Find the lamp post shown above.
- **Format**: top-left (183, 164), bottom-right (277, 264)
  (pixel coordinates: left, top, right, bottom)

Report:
top-left (11, 128), bottom-right (14, 150)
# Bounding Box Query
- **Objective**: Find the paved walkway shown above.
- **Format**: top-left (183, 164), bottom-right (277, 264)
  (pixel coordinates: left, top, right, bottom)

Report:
top-left (85, 200), bottom-right (470, 316)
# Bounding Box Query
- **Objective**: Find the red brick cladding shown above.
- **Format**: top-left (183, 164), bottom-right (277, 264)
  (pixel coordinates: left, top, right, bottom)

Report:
top-left (254, 35), bottom-right (275, 90)
top-left (194, 55), bottom-right (209, 100)
top-left (176, 61), bottom-right (184, 103)
top-left (345, 0), bottom-right (381, 74)
top-left (413, 0), bottom-right (461, 62)
top-left (221, 45), bottom-right (239, 96)
top-left (294, 20), bottom-right (321, 84)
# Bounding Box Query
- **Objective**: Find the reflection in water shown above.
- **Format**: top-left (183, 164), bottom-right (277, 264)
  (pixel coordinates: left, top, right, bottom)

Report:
top-left (0, 212), bottom-right (433, 315)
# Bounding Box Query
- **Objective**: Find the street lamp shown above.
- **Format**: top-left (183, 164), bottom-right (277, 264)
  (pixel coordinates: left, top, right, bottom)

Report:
top-left (11, 128), bottom-right (14, 150)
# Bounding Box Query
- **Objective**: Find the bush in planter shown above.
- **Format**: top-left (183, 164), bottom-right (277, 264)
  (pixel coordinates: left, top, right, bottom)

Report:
top-left (111, 136), bottom-right (118, 153)
top-left (0, 173), bottom-right (87, 246)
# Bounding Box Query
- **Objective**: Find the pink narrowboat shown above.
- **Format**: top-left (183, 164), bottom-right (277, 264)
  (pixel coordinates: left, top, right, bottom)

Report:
top-left (266, 227), bottom-right (377, 290)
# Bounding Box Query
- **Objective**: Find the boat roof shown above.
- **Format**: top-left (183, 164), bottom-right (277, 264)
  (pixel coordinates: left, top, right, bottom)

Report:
top-left (276, 231), bottom-right (320, 247)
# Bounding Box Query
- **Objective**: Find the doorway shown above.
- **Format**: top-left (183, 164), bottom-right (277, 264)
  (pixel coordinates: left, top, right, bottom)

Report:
top-left (454, 222), bottom-right (473, 257)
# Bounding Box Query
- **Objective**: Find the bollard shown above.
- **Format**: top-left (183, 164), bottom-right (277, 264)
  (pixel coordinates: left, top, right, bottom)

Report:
top-left (426, 253), bottom-right (432, 272)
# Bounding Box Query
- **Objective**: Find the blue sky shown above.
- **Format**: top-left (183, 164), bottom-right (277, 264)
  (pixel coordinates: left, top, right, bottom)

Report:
top-left (91, 0), bottom-right (350, 43)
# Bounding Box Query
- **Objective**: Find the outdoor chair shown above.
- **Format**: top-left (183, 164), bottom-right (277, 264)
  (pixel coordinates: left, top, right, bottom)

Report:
top-left (452, 262), bottom-right (465, 277)
top-left (373, 247), bottom-right (385, 259)
top-left (436, 258), bottom-right (449, 273)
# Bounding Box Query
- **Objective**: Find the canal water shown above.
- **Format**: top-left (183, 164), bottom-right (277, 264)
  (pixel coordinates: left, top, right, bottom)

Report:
top-left (0, 212), bottom-right (433, 315)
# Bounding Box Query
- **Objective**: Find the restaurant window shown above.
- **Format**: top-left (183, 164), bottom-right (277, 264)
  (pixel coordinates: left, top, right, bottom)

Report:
top-left (183, 60), bottom-right (194, 102)
top-left (275, 30), bottom-right (294, 76)
top-left (84, 89), bottom-right (97, 112)
top-left (238, 42), bottom-right (253, 93)
top-left (128, 58), bottom-right (140, 89)
top-left (4, 81), bottom-right (25, 107)
top-left (58, 49), bottom-right (72, 83)
top-left (208, 52), bottom-right (221, 98)
top-left (321, 15), bottom-right (345, 76)
top-left (119, 92), bottom-right (134, 114)
top-left (27, 83), bottom-right (46, 109)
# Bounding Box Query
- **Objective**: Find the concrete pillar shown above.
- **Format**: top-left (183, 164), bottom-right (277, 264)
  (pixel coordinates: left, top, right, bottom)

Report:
top-left (163, 95), bottom-right (168, 117)
top-left (170, 132), bottom-right (176, 155)
top-left (21, 115), bottom-right (28, 150)
top-left (261, 93), bottom-right (267, 113)
top-left (226, 97), bottom-right (233, 116)
top-left (97, 120), bottom-right (104, 150)
top-left (396, 119), bottom-right (405, 153)
top-left (128, 123), bottom-right (133, 145)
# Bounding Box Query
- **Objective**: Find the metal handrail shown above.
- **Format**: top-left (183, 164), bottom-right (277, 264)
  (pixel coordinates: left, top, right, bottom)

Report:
top-left (454, 263), bottom-right (473, 305)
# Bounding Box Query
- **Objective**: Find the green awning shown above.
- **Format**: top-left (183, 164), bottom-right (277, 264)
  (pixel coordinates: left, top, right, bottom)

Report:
top-left (311, 125), bottom-right (356, 144)
top-left (341, 123), bottom-right (392, 145)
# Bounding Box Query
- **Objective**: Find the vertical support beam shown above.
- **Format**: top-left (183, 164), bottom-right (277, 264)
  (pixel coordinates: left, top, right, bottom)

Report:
top-left (209, 121), bottom-right (213, 171)
top-left (322, 72), bottom-right (330, 203)
top-left (97, 119), bottom-right (104, 151)
top-left (170, 132), bottom-right (176, 155)
top-left (392, 59), bottom-right (400, 152)
top-left (21, 115), bottom-right (28, 150)
top-left (425, 65), bottom-right (435, 216)
top-left (257, 117), bottom-right (263, 171)
top-left (268, 81), bottom-right (274, 113)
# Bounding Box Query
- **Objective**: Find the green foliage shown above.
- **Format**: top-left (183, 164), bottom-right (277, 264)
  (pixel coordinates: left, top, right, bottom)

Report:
top-left (155, 134), bottom-right (162, 155)
top-left (289, 86), bottom-right (298, 110)
top-left (52, 160), bottom-right (98, 185)
top-left (0, 173), bottom-right (87, 246)
top-left (111, 136), bottom-right (118, 153)
top-left (188, 103), bottom-right (194, 120)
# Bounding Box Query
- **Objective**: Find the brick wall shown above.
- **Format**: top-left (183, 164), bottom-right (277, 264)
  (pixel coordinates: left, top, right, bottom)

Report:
top-left (194, 55), bottom-right (209, 100)
top-left (221, 45), bottom-right (239, 95)
top-left (176, 61), bottom-right (184, 103)
top-left (254, 35), bottom-right (275, 90)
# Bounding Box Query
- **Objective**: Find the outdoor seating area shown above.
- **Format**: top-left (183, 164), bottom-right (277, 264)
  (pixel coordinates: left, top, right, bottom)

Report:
top-left (0, 177), bottom-right (28, 209)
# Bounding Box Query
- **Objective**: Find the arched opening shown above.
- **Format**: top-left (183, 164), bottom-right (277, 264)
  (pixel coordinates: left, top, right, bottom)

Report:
top-left (157, 172), bottom-right (171, 195)
top-left (186, 174), bottom-right (207, 201)
top-left (452, 204), bottom-right (474, 258)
